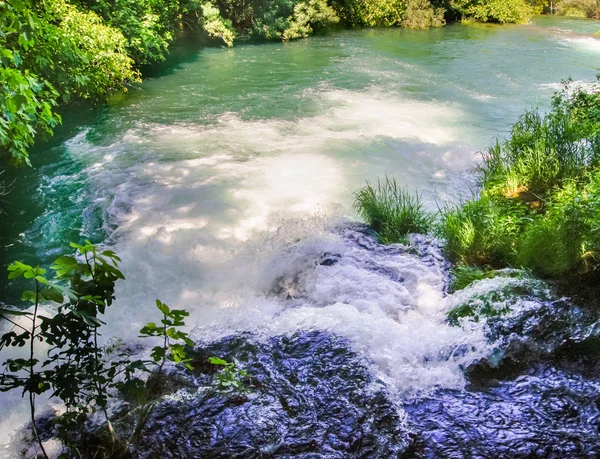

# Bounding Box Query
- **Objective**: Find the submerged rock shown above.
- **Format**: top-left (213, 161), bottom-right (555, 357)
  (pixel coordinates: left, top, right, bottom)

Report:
top-left (406, 364), bottom-right (600, 458)
top-left (135, 331), bottom-right (410, 458)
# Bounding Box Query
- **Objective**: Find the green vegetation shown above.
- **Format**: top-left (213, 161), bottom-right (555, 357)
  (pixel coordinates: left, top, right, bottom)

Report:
top-left (449, 0), bottom-right (545, 24)
top-left (0, 0), bottom-right (546, 167)
top-left (353, 176), bottom-right (434, 244)
top-left (439, 79), bottom-right (600, 278)
top-left (555, 0), bottom-right (600, 18)
top-left (0, 242), bottom-right (244, 458)
top-left (356, 80), bottom-right (600, 287)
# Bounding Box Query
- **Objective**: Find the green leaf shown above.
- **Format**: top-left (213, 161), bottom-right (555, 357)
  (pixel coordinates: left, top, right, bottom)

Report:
top-left (41, 287), bottom-right (63, 304)
top-left (156, 299), bottom-right (170, 315)
top-left (209, 357), bottom-right (228, 366)
top-left (21, 290), bottom-right (36, 303)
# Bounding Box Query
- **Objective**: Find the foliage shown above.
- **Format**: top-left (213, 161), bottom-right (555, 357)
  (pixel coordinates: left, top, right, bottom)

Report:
top-left (448, 0), bottom-right (542, 23)
top-left (0, 68), bottom-right (61, 166)
top-left (437, 80), bottom-right (600, 278)
top-left (0, 0), bottom-right (137, 165)
top-left (354, 176), bottom-right (434, 244)
top-left (437, 195), bottom-right (529, 266)
top-left (330, 0), bottom-right (406, 27)
top-left (283, 0), bottom-right (340, 40)
top-left (72, 0), bottom-right (178, 65)
top-left (555, 0), bottom-right (600, 18)
top-left (402, 0), bottom-right (446, 28)
top-left (449, 265), bottom-right (497, 292)
top-left (0, 242), bottom-right (241, 457)
top-left (209, 357), bottom-right (249, 391)
top-left (199, 2), bottom-right (237, 46)
top-left (140, 300), bottom-right (194, 371)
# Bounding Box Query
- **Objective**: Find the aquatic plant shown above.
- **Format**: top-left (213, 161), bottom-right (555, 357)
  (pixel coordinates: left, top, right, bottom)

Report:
top-left (353, 176), bottom-right (434, 244)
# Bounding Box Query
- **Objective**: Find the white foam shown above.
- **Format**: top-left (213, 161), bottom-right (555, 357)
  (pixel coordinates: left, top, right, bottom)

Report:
top-left (563, 36), bottom-right (600, 52)
top-left (1, 88), bottom-right (481, 455)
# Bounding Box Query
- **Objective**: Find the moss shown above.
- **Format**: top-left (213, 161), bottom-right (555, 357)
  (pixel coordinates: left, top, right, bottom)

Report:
top-left (447, 275), bottom-right (548, 326)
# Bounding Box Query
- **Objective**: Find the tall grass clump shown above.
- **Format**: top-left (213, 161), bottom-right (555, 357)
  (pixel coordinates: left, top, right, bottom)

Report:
top-left (353, 176), bottom-right (434, 244)
top-left (437, 195), bottom-right (528, 266)
top-left (481, 104), bottom-right (600, 197)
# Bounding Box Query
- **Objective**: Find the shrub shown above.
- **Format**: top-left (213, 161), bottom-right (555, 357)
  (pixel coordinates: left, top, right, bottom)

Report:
top-left (449, 0), bottom-right (542, 23)
top-left (402, 0), bottom-right (446, 28)
top-left (283, 0), bottom-right (340, 40)
top-left (353, 176), bottom-right (434, 244)
top-left (330, 0), bottom-right (406, 27)
top-left (556, 0), bottom-right (600, 18)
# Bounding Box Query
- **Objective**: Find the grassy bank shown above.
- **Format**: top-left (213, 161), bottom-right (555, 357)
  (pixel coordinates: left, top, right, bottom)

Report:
top-left (354, 79), bottom-right (600, 292)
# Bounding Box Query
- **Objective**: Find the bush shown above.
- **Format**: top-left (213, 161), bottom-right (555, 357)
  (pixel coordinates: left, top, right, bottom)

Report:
top-left (0, 0), bottom-right (137, 164)
top-left (449, 0), bottom-right (542, 23)
top-left (283, 0), bottom-right (340, 40)
top-left (353, 176), bottom-right (434, 244)
top-left (556, 0), bottom-right (600, 18)
top-left (402, 0), bottom-right (446, 28)
top-left (330, 0), bottom-right (406, 27)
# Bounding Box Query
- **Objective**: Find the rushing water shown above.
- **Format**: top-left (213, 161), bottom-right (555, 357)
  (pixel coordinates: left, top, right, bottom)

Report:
top-left (1, 16), bottom-right (600, 457)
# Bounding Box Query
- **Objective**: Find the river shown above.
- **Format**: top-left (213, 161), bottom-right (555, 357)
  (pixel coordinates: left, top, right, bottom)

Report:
top-left (1, 16), bottom-right (600, 457)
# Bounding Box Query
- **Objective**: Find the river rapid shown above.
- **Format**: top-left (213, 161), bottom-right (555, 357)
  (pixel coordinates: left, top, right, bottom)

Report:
top-left (1, 16), bottom-right (600, 458)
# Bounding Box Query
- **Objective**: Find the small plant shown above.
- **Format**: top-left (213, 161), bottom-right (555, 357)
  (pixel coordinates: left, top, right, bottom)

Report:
top-left (353, 176), bottom-right (434, 244)
top-left (0, 242), bottom-right (245, 456)
top-left (0, 262), bottom-right (65, 459)
top-left (140, 300), bottom-right (195, 372)
top-left (209, 357), bottom-right (248, 391)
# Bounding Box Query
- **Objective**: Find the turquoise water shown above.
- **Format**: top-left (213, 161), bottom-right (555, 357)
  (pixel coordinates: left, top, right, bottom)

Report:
top-left (2, 18), bottom-right (599, 274)
top-left (1, 16), bottom-right (600, 450)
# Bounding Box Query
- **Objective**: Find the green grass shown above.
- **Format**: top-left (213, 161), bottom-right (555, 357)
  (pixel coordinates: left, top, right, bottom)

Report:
top-left (436, 195), bottom-right (528, 267)
top-left (439, 81), bottom-right (600, 279)
top-left (448, 265), bottom-right (497, 293)
top-left (353, 176), bottom-right (434, 244)
top-left (480, 105), bottom-right (599, 197)
top-left (353, 82), bottom-right (600, 282)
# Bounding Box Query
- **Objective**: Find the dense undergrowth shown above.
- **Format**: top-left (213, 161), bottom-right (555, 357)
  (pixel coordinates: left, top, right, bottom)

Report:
top-left (354, 79), bottom-right (600, 288)
top-left (1, 0), bottom-right (545, 168)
